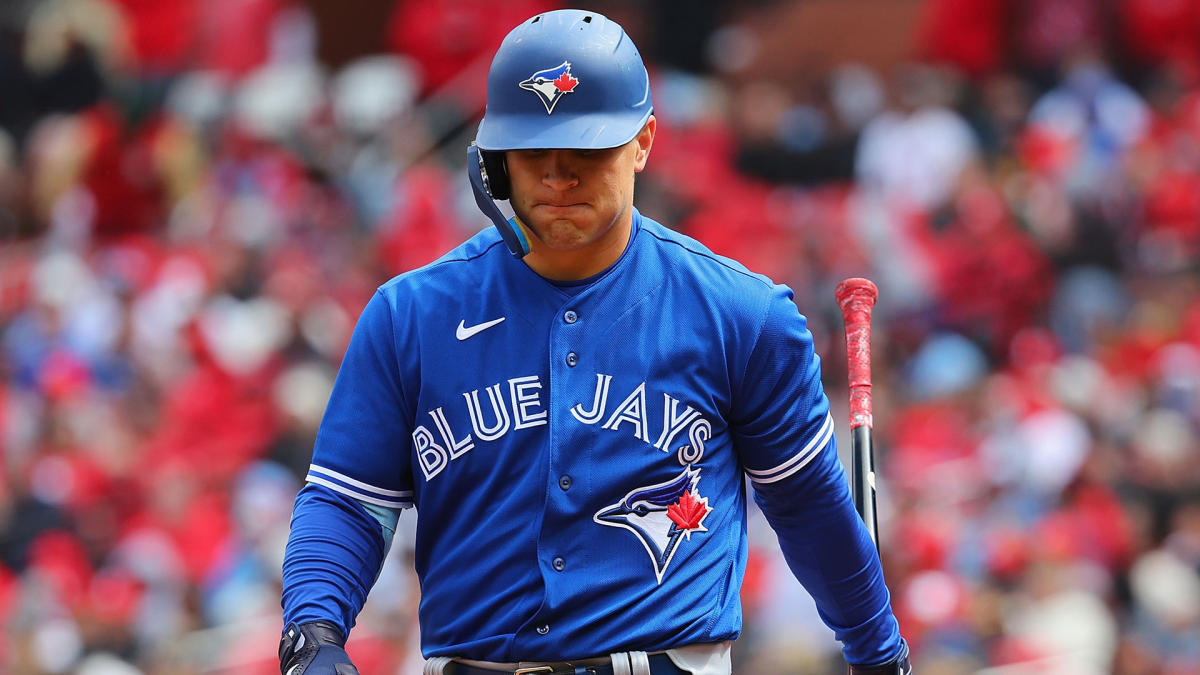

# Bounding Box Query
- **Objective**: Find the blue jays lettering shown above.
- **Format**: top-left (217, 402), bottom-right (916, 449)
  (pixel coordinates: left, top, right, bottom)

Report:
top-left (412, 373), bottom-right (712, 483)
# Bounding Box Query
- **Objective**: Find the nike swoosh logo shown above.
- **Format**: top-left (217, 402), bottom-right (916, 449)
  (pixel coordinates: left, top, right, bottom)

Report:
top-left (457, 317), bottom-right (506, 340)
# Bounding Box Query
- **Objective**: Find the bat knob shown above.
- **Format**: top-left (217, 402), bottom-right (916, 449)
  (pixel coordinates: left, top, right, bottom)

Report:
top-left (835, 277), bottom-right (879, 311)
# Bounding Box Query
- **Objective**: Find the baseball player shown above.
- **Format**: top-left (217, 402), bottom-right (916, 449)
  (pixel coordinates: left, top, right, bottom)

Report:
top-left (280, 9), bottom-right (911, 675)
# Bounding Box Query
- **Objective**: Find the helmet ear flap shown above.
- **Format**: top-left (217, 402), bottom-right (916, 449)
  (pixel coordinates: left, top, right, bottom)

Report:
top-left (480, 150), bottom-right (511, 200)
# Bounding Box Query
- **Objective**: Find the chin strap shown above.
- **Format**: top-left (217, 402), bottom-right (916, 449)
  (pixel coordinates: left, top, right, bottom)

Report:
top-left (468, 144), bottom-right (531, 258)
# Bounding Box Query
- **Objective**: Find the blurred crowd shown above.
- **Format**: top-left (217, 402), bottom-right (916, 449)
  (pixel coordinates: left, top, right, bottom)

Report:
top-left (2, 0), bottom-right (1200, 673)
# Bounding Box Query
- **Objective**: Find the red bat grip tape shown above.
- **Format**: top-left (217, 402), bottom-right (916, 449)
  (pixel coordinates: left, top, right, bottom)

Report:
top-left (835, 278), bottom-right (878, 430)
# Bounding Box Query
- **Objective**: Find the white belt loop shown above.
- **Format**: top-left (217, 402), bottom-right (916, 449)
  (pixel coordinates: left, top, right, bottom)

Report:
top-left (423, 656), bottom-right (454, 674)
top-left (629, 651), bottom-right (651, 675)
top-left (610, 652), bottom-right (632, 675)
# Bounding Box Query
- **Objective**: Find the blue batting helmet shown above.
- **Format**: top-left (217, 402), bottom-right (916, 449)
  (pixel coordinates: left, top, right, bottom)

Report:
top-left (468, 9), bottom-right (653, 258)
top-left (475, 9), bottom-right (653, 151)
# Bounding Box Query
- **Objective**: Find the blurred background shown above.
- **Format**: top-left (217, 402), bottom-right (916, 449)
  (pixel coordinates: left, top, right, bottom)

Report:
top-left (2, 0), bottom-right (1200, 672)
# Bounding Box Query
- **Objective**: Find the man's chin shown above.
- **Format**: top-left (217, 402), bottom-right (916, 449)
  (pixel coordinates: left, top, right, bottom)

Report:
top-left (526, 216), bottom-right (591, 243)
top-left (534, 229), bottom-right (592, 252)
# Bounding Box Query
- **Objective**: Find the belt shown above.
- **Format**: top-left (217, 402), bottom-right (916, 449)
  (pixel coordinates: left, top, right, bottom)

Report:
top-left (445, 653), bottom-right (684, 675)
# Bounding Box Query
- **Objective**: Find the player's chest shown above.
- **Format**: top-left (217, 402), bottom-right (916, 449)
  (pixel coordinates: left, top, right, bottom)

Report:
top-left (409, 303), bottom-right (730, 480)
top-left (416, 291), bottom-right (725, 395)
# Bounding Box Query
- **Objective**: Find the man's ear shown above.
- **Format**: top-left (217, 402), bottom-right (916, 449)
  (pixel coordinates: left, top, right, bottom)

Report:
top-left (633, 115), bottom-right (656, 172)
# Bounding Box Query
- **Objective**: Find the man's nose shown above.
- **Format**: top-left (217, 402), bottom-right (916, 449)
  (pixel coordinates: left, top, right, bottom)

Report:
top-left (542, 151), bottom-right (579, 190)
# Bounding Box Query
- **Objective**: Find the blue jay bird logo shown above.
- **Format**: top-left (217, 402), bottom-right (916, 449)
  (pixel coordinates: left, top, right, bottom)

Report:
top-left (594, 465), bottom-right (713, 584)
top-left (519, 61), bottom-right (579, 114)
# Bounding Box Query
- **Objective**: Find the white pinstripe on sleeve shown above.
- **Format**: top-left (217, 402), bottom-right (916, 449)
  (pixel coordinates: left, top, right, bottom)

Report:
top-left (306, 464), bottom-right (414, 509)
top-left (743, 412), bottom-right (835, 484)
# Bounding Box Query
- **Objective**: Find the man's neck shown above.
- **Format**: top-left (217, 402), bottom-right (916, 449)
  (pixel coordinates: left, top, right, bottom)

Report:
top-left (522, 209), bottom-right (635, 282)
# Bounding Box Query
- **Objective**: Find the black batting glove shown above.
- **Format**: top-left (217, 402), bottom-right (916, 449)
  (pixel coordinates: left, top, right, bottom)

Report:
top-left (849, 639), bottom-right (912, 674)
top-left (279, 621), bottom-right (359, 675)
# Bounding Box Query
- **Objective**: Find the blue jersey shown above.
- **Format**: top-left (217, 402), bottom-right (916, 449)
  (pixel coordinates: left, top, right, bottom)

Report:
top-left (282, 208), bottom-right (901, 665)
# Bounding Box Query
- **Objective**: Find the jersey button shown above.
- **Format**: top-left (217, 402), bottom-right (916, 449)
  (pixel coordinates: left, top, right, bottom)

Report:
top-left (565, 351), bottom-right (578, 367)
top-left (536, 624), bottom-right (550, 635)
top-left (552, 556), bottom-right (566, 571)
top-left (564, 310), bottom-right (578, 324)
top-left (558, 475), bottom-right (572, 491)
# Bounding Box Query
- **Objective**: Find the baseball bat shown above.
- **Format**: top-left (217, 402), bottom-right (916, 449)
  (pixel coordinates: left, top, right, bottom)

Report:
top-left (835, 278), bottom-right (880, 552)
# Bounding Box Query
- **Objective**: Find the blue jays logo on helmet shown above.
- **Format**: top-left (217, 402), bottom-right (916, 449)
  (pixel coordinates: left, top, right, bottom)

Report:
top-left (519, 61), bottom-right (579, 114)
top-left (594, 465), bottom-right (713, 584)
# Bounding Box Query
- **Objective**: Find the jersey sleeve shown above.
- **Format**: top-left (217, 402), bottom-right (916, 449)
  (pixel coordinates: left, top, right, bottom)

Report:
top-left (731, 285), bottom-right (833, 480)
top-left (306, 289), bottom-right (415, 509)
top-left (731, 286), bottom-right (902, 666)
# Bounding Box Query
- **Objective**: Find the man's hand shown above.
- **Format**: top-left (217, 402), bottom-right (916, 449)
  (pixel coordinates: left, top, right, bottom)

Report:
top-left (849, 639), bottom-right (912, 674)
top-left (279, 621), bottom-right (359, 675)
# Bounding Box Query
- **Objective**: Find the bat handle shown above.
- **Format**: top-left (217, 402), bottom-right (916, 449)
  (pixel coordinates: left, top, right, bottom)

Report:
top-left (850, 425), bottom-right (878, 547)
top-left (836, 277), bottom-right (880, 551)
top-left (835, 278), bottom-right (878, 431)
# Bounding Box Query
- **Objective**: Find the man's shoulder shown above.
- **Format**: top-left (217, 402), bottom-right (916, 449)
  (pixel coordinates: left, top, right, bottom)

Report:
top-left (379, 228), bottom-right (507, 297)
top-left (638, 215), bottom-right (776, 294)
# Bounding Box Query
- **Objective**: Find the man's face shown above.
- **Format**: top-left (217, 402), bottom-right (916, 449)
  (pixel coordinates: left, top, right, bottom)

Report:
top-left (505, 118), bottom-right (654, 255)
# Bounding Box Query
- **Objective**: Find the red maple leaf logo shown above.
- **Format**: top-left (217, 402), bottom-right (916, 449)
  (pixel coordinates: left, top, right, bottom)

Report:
top-left (553, 72), bottom-right (579, 93)
top-left (667, 490), bottom-right (710, 534)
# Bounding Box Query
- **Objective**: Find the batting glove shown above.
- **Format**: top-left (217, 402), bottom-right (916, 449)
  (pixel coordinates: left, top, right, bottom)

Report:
top-left (848, 639), bottom-right (912, 674)
top-left (279, 621), bottom-right (359, 675)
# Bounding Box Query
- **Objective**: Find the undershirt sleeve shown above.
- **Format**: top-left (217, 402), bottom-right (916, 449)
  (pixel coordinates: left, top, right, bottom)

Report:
top-left (281, 484), bottom-right (389, 635)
